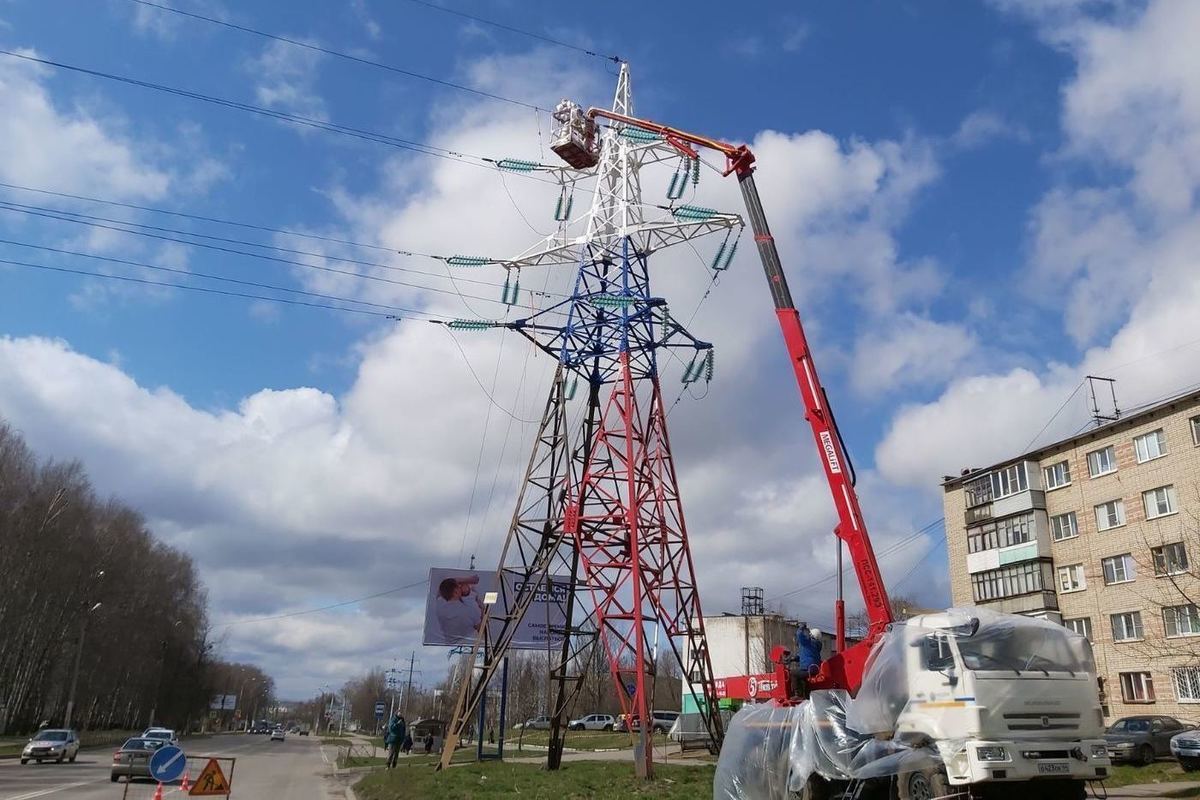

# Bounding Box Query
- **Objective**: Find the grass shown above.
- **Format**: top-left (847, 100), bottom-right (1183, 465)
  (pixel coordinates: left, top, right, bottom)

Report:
top-left (1104, 760), bottom-right (1200, 788)
top-left (355, 760), bottom-right (715, 800)
top-left (321, 737), bottom-right (354, 746)
top-left (509, 729), bottom-right (634, 752)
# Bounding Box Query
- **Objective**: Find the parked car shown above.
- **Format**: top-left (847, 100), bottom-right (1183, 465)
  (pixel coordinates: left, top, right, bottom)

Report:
top-left (616, 710), bottom-right (680, 734)
top-left (568, 713), bottom-right (615, 731)
top-left (270, 727), bottom-right (286, 742)
top-left (1172, 727), bottom-right (1200, 771)
top-left (515, 716), bottom-right (552, 731)
top-left (20, 729), bottom-right (80, 764)
top-left (1105, 715), bottom-right (1194, 765)
top-left (110, 737), bottom-right (167, 782)
top-left (141, 728), bottom-right (179, 746)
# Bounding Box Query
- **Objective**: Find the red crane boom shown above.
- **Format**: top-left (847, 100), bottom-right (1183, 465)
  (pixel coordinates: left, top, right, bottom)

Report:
top-left (586, 108), bottom-right (893, 696)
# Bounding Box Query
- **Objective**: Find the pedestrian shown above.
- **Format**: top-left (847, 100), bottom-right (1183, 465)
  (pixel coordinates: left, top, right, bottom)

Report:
top-left (402, 733), bottom-right (413, 754)
top-left (384, 712), bottom-right (407, 769)
top-left (488, 726), bottom-right (495, 744)
top-left (423, 732), bottom-right (434, 754)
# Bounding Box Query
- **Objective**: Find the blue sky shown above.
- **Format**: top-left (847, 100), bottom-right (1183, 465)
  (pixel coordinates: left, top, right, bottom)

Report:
top-left (2, 0), bottom-right (1198, 698)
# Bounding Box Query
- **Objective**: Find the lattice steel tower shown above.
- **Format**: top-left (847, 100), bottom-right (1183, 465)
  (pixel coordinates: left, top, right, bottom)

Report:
top-left (439, 64), bottom-right (740, 778)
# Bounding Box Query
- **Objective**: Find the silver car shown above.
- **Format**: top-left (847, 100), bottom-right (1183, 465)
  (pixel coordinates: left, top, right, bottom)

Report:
top-left (568, 713), bottom-right (615, 731)
top-left (21, 729), bottom-right (80, 764)
top-left (1172, 728), bottom-right (1200, 771)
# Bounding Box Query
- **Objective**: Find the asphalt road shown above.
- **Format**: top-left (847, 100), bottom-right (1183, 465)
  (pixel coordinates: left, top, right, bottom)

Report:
top-left (0, 733), bottom-right (338, 800)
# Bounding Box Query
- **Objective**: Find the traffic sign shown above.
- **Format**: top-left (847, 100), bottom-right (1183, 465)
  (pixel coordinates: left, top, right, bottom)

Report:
top-left (148, 745), bottom-right (186, 784)
top-left (374, 701), bottom-right (386, 718)
top-left (190, 758), bottom-right (231, 796)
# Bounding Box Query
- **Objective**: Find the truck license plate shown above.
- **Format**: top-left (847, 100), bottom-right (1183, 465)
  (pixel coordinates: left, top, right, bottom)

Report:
top-left (1037, 762), bottom-right (1069, 774)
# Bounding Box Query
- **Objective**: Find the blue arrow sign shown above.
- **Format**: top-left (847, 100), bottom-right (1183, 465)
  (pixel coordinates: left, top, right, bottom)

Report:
top-left (149, 745), bottom-right (186, 783)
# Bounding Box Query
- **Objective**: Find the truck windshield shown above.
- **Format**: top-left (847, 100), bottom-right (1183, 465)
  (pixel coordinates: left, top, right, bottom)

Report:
top-left (955, 624), bottom-right (1095, 674)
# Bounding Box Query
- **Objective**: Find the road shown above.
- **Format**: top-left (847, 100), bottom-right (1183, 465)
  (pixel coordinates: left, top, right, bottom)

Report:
top-left (0, 734), bottom-right (341, 800)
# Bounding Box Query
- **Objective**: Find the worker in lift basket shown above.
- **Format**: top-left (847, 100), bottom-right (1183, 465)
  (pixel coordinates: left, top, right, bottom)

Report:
top-left (790, 624), bottom-right (823, 699)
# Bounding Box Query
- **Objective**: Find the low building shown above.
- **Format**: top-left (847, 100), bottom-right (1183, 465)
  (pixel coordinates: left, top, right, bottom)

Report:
top-left (942, 388), bottom-right (1200, 721)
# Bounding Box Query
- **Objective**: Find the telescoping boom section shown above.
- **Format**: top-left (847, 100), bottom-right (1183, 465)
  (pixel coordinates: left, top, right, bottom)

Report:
top-left (565, 108), bottom-right (893, 698)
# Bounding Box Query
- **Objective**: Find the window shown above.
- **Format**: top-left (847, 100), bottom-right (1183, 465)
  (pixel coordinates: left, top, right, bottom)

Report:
top-left (967, 512), bottom-right (1036, 553)
top-left (964, 474), bottom-right (993, 508)
top-left (1044, 460), bottom-right (1071, 490)
top-left (1173, 666), bottom-right (1200, 703)
top-left (1094, 499), bottom-right (1126, 531)
top-left (1111, 611), bottom-right (1145, 642)
top-left (1102, 554), bottom-right (1135, 584)
top-left (1134, 429), bottom-right (1168, 463)
top-left (1152, 543), bottom-right (1189, 576)
top-left (1192, 416), bottom-right (1200, 447)
top-left (1143, 485), bottom-right (1178, 519)
top-left (1064, 617), bottom-right (1093, 640)
top-left (1165, 605), bottom-right (1200, 637)
top-left (970, 560), bottom-right (1052, 602)
top-left (1058, 563), bottom-right (1086, 592)
top-left (1120, 672), bottom-right (1155, 702)
top-left (1050, 511), bottom-right (1079, 541)
top-left (991, 463), bottom-right (1029, 499)
top-left (1088, 445), bottom-right (1117, 477)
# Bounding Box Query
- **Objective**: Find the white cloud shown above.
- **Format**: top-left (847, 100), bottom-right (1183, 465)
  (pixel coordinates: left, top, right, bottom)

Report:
top-left (951, 110), bottom-right (1031, 149)
top-left (249, 39), bottom-right (328, 122)
top-left (0, 51), bottom-right (170, 200)
top-left (850, 315), bottom-right (978, 395)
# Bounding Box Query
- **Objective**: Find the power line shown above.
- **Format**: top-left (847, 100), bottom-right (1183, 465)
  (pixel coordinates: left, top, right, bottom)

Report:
top-left (127, 0), bottom-right (544, 110)
top-left (1022, 379), bottom-right (1084, 452)
top-left (220, 578), bottom-right (430, 628)
top-left (0, 195), bottom-right (570, 300)
top-left (0, 237), bottom-right (429, 318)
top-left (400, 0), bottom-right (622, 64)
top-left (0, 202), bottom-right (560, 313)
top-left (766, 517), bottom-right (945, 603)
top-left (0, 255), bottom-right (408, 320)
top-left (0, 50), bottom-right (557, 185)
top-left (890, 532), bottom-right (948, 591)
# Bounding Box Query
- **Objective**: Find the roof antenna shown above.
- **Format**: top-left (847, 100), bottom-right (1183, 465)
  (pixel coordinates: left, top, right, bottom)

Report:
top-left (1085, 375), bottom-right (1120, 427)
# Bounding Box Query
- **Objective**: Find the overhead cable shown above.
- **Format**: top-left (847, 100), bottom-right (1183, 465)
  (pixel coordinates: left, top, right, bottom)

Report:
top-left (0, 196), bottom-right (570, 300)
top-left (400, 0), bottom-right (622, 64)
top-left (0, 256), bottom-right (407, 320)
top-left (0, 202), bottom-right (565, 312)
top-left (0, 237), bottom-right (427, 318)
top-left (0, 50), bottom-right (557, 185)
top-left (219, 578), bottom-right (430, 627)
top-left (127, 0), bottom-right (544, 110)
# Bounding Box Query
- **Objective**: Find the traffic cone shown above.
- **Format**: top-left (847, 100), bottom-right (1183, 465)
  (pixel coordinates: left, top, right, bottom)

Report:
top-left (181, 770), bottom-right (191, 792)
top-left (153, 783), bottom-right (164, 800)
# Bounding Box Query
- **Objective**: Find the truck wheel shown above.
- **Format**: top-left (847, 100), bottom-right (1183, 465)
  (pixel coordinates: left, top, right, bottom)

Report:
top-left (1140, 744), bottom-right (1155, 766)
top-left (790, 774), bottom-right (829, 800)
top-left (899, 766), bottom-right (956, 800)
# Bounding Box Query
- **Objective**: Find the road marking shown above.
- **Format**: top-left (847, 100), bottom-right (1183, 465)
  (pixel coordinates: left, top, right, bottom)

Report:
top-left (3, 781), bottom-right (92, 800)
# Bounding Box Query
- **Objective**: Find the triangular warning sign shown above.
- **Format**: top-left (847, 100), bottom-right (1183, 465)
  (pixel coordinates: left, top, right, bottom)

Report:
top-left (189, 758), bottom-right (231, 796)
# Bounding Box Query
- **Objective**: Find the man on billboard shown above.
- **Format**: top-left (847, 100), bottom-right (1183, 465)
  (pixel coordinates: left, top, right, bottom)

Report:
top-left (434, 573), bottom-right (484, 642)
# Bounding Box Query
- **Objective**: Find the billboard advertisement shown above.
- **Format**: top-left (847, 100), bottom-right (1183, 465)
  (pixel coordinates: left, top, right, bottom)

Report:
top-left (210, 694), bottom-right (237, 711)
top-left (422, 567), bottom-right (569, 649)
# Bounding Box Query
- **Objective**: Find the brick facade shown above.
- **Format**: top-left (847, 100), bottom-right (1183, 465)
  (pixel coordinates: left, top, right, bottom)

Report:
top-left (944, 391), bottom-right (1200, 722)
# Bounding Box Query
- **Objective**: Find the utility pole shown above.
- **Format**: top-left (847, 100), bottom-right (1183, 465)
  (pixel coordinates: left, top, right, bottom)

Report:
top-left (64, 602), bottom-right (102, 729)
top-left (404, 652), bottom-right (415, 717)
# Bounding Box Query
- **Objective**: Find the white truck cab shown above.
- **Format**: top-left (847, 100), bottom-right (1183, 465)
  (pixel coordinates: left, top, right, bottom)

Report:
top-left (851, 610), bottom-right (1111, 794)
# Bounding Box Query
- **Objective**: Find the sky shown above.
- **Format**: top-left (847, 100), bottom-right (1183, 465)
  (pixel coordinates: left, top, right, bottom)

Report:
top-left (1, 0), bottom-right (1199, 700)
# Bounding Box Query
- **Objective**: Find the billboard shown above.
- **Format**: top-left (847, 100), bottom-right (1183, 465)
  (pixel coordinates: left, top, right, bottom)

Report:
top-left (210, 694), bottom-right (237, 711)
top-left (422, 567), bottom-right (569, 649)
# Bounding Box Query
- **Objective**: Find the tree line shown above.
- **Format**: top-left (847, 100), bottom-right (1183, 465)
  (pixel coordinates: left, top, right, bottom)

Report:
top-left (0, 421), bottom-right (271, 735)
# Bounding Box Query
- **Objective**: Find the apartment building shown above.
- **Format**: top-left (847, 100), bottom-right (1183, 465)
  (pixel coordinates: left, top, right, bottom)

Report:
top-left (942, 388), bottom-right (1200, 721)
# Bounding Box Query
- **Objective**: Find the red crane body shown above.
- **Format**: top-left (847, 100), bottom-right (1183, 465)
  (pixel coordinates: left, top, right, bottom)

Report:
top-left (586, 108), bottom-right (893, 698)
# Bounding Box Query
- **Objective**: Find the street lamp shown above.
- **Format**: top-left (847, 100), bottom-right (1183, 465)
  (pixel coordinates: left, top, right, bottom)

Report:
top-left (63, 601), bottom-right (103, 729)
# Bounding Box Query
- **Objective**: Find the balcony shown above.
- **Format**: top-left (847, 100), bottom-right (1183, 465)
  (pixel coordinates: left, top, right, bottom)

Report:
top-left (965, 503), bottom-right (993, 526)
top-left (993, 488), bottom-right (1046, 519)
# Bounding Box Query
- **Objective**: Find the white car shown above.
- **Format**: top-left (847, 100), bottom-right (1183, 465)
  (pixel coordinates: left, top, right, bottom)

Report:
top-left (140, 728), bottom-right (178, 747)
top-left (1172, 729), bottom-right (1200, 771)
top-left (568, 713), bottom-right (615, 731)
top-left (270, 728), bottom-right (285, 742)
top-left (21, 729), bottom-right (80, 764)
